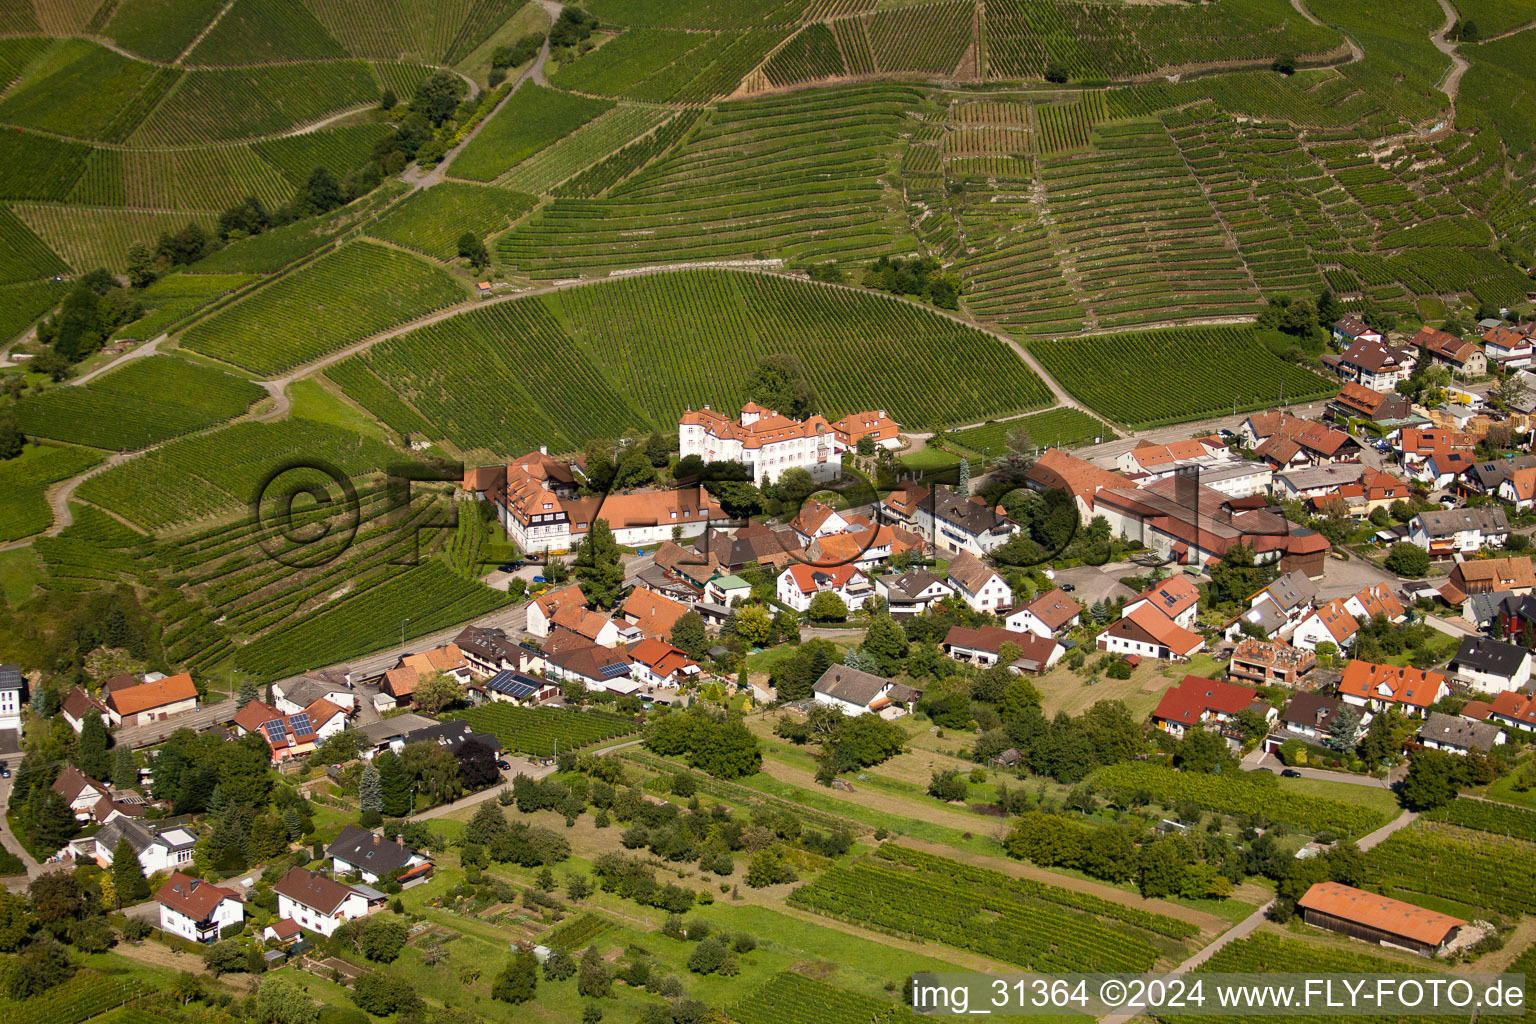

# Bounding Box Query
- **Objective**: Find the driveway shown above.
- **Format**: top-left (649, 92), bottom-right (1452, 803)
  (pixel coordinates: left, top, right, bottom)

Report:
top-left (0, 768), bottom-right (44, 890)
top-left (1045, 564), bottom-right (1138, 607)
top-left (1243, 748), bottom-right (1401, 789)
top-left (1311, 552), bottom-right (1400, 602)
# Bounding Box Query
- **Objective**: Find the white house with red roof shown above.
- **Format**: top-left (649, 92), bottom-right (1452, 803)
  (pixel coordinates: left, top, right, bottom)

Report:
top-left (1115, 438), bottom-right (1230, 481)
top-left (790, 500), bottom-right (853, 545)
top-left (1151, 675), bottom-right (1274, 740)
top-left (156, 872), bottom-right (243, 944)
top-left (776, 562), bottom-right (873, 612)
top-left (105, 672), bottom-right (199, 728)
top-left (1290, 597), bottom-right (1360, 652)
top-left (831, 410), bottom-right (901, 451)
top-left (231, 698), bottom-right (347, 763)
top-left (1486, 689), bottom-right (1536, 731)
top-left (680, 403), bottom-right (840, 486)
top-left (1095, 604), bottom-right (1206, 661)
top-left (1005, 587), bottom-right (1082, 637)
top-left (1483, 324), bottom-right (1534, 369)
top-left (945, 549), bottom-right (1012, 613)
top-left (1122, 576), bottom-right (1200, 629)
top-left (274, 867), bottom-right (370, 937)
top-left (527, 584), bottom-right (625, 647)
top-left (1343, 583), bottom-right (1405, 625)
top-left (1337, 660), bottom-right (1448, 717)
top-left (625, 638), bottom-right (701, 688)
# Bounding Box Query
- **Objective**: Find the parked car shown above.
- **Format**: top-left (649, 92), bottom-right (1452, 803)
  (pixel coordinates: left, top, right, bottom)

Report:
top-left (1060, 583), bottom-right (1076, 592)
top-left (1439, 495), bottom-right (1458, 507)
top-left (495, 759), bottom-right (512, 771)
top-left (533, 575), bottom-right (547, 583)
top-left (497, 563), bottom-right (519, 573)
top-left (1280, 768), bottom-right (1302, 778)
top-left (0, 768), bottom-right (10, 779)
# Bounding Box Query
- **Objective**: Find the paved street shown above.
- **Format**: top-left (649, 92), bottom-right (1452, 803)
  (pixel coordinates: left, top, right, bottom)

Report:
top-left (1241, 747), bottom-right (1402, 789)
top-left (116, 698), bottom-right (235, 749)
top-left (0, 768), bottom-right (44, 891)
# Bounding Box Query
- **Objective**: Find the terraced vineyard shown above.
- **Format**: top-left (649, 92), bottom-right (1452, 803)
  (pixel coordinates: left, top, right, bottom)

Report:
top-left (15, 356), bottom-right (266, 450)
top-left (0, 443), bottom-right (103, 542)
top-left (446, 705), bottom-right (640, 757)
top-left (450, 84), bottom-right (615, 183)
top-left (1032, 326), bottom-right (1337, 429)
top-left (329, 268), bottom-right (1051, 455)
top-left (180, 241), bottom-right (467, 375)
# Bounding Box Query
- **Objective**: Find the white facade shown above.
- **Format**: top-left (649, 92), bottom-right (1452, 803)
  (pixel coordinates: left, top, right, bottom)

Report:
top-left (679, 406), bottom-right (840, 486)
top-left (1004, 607), bottom-right (1062, 638)
top-left (1453, 656), bottom-right (1532, 695)
top-left (775, 566), bottom-right (872, 613)
top-left (96, 825), bottom-right (197, 875)
top-left (0, 682), bottom-right (20, 734)
top-left (948, 571), bottom-right (1012, 614)
top-left (277, 889), bottom-right (369, 937)
top-left (1289, 615), bottom-right (1350, 652)
top-left (159, 893), bottom-right (243, 944)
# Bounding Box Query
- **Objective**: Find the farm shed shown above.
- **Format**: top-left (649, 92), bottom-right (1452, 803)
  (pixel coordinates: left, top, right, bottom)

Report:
top-left (1297, 882), bottom-right (1463, 957)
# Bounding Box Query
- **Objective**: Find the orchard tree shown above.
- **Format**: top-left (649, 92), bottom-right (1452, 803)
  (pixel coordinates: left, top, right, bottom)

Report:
top-left (573, 519), bottom-right (624, 608)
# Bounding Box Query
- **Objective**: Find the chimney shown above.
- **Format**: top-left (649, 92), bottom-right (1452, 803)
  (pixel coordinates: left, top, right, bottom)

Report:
top-left (373, 834), bottom-right (380, 845)
top-left (189, 879), bottom-right (199, 892)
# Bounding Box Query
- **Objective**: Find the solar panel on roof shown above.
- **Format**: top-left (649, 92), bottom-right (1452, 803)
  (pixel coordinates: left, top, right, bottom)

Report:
top-left (599, 663), bottom-right (629, 679)
top-left (288, 713), bottom-right (314, 738)
top-left (262, 720), bottom-right (287, 743)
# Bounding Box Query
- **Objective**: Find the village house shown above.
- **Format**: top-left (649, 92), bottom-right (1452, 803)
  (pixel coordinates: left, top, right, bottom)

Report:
top-left (1223, 571), bottom-right (1317, 641)
top-left (1096, 604), bottom-right (1206, 661)
top-left (1228, 638), bottom-right (1316, 687)
top-left (1407, 507), bottom-right (1509, 557)
top-left (625, 638), bottom-right (700, 689)
top-left (942, 625), bottom-right (1062, 675)
top-left (453, 625), bottom-right (540, 680)
top-left (1323, 338), bottom-right (1416, 392)
top-left (1440, 554), bottom-right (1536, 605)
top-left (51, 766), bottom-right (110, 821)
top-left (1115, 437), bottom-right (1229, 480)
top-left (104, 672), bottom-right (199, 728)
top-left (704, 574), bottom-right (752, 607)
top-left (679, 403), bottom-right (841, 486)
top-left (541, 633), bottom-right (638, 695)
top-left (327, 825), bottom-right (433, 886)
top-left (1411, 451), bottom-right (1478, 490)
top-left (1395, 427), bottom-right (1476, 471)
top-left (232, 698), bottom-right (348, 762)
top-left (776, 562), bottom-right (873, 613)
top-left (378, 645), bottom-right (473, 710)
top-left (1482, 324), bottom-right (1534, 370)
top-left (273, 673), bottom-right (356, 717)
top-left (1343, 583), bottom-right (1405, 625)
top-left (89, 818), bottom-right (198, 875)
top-left (0, 663), bottom-right (20, 737)
top-left (1417, 712), bottom-right (1504, 755)
top-left (274, 867), bottom-right (371, 937)
top-left (1122, 576), bottom-right (1200, 629)
top-left (913, 486), bottom-right (1021, 556)
top-left (527, 585), bottom-right (624, 646)
top-left (1150, 675), bottom-right (1274, 740)
top-left (831, 409), bottom-right (901, 451)
top-left (156, 873), bottom-right (243, 945)
top-left (1331, 316), bottom-right (1383, 347)
top-left (945, 550), bottom-right (1013, 613)
top-left (1316, 467), bottom-right (1413, 518)
top-left (1290, 597), bottom-right (1360, 652)
top-left (1463, 454), bottom-right (1536, 498)
top-left (811, 665), bottom-right (918, 717)
top-left (1412, 326), bottom-right (1488, 377)
top-left (874, 570), bottom-right (954, 617)
top-left (1276, 692), bottom-right (1363, 746)
top-left (463, 450), bottom-right (580, 555)
top-left (1445, 635), bottom-right (1532, 694)
top-left (621, 587), bottom-right (689, 642)
top-left (695, 521), bottom-right (806, 571)
top-left (790, 500), bottom-right (854, 545)
top-left (1005, 587), bottom-right (1083, 638)
top-left (1327, 382), bottom-right (1413, 425)
top-left (1253, 419), bottom-right (1358, 471)
top-left (1337, 660), bottom-right (1448, 717)
top-left (483, 670), bottom-right (559, 705)
top-left (60, 686), bottom-right (109, 734)
top-left (1298, 882), bottom-right (1463, 957)
top-left (1485, 689), bottom-right (1536, 731)
top-left (876, 480), bottom-right (928, 526)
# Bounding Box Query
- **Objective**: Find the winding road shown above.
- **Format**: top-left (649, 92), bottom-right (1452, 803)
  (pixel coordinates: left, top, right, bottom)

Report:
top-left (1430, 0), bottom-right (1471, 111)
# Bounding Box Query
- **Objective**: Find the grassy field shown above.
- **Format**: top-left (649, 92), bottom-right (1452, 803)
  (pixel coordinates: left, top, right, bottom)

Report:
top-left (947, 407), bottom-right (1114, 457)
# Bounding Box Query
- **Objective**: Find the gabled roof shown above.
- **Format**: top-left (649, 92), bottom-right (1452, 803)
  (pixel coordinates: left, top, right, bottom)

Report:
top-left (943, 625), bottom-right (1057, 661)
top-left (1280, 692), bottom-right (1343, 729)
top-left (621, 588), bottom-right (688, 641)
top-left (831, 409), bottom-right (899, 445)
top-left (1253, 571), bottom-right (1317, 615)
top-left (625, 637), bottom-right (696, 678)
top-left (881, 570), bottom-right (951, 601)
top-left (946, 550), bottom-right (1003, 594)
top-left (52, 765), bottom-right (109, 805)
top-left (1332, 316), bottom-right (1379, 340)
top-left (1298, 882), bottom-right (1462, 945)
top-left (156, 872), bottom-right (241, 920)
top-left (106, 673), bottom-right (197, 716)
top-left (61, 686), bottom-right (107, 721)
top-left (1414, 506), bottom-right (1509, 538)
top-left (1338, 660), bottom-right (1446, 707)
top-left (812, 665), bottom-right (892, 708)
top-left (1451, 555), bottom-right (1536, 592)
top-left (1349, 583), bottom-right (1403, 623)
top-left (1101, 604), bottom-right (1205, 656)
top-left (543, 637), bottom-right (632, 684)
top-left (1488, 689), bottom-right (1536, 726)
top-left (791, 500), bottom-right (844, 537)
top-left (1026, 588), bottom-right (1082, 629)
top-left (1448, 635), bottom-right (1530, 678)
top-left (928, 486), bottom-right (1017, 538)
top-left (1131, 575), bottom-right (1200, 619)
top-left (1418, 711), bottom-right (1502, 753)
top-left (1411, 326), bottom-right (1477, 364)
top-left (1152, 675), bottom-right (1259, 725)
top-left (1303, 598), bottom-right (1359, 643)
top-left (1339, 338), bottom-right (1412, 374)
top-left (326, 825), bottom-right (423, 876)
top-left (275, 867), bottom-right (358, 916)
top-left (780, 561), bottom-right (862, 595)
top-left (1022, 449), bottom-right (1126, 509)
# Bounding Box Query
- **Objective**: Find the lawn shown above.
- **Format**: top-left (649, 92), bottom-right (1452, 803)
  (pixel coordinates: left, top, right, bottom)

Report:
top-left (0, 546), bottom-right (41, 606)
top-left (285, 376), bottom-right (391, 441)
top-left (1034, 657), bottom-right (1207, 720)
top-left (1271, 774), bottom-right (1401, 822)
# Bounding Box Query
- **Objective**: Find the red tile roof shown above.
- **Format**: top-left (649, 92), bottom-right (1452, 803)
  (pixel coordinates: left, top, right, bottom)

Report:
top-left (1152, 675), bottom-right (1259, 725)
top-left (1298, 882), bottom-right (1462, 946)
top-left (621, 588), bottom-right (688, 640)
top-left (1338, 660), bottom-right (1446, 708)
top-left (156, 872), bottom-right (241, 920)
top-left (106, 673), bottom-right (197, 716)
top-left (274, 867), bottom-right (357, 916)
top-left (781, 561), bottom-right (862, 595)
